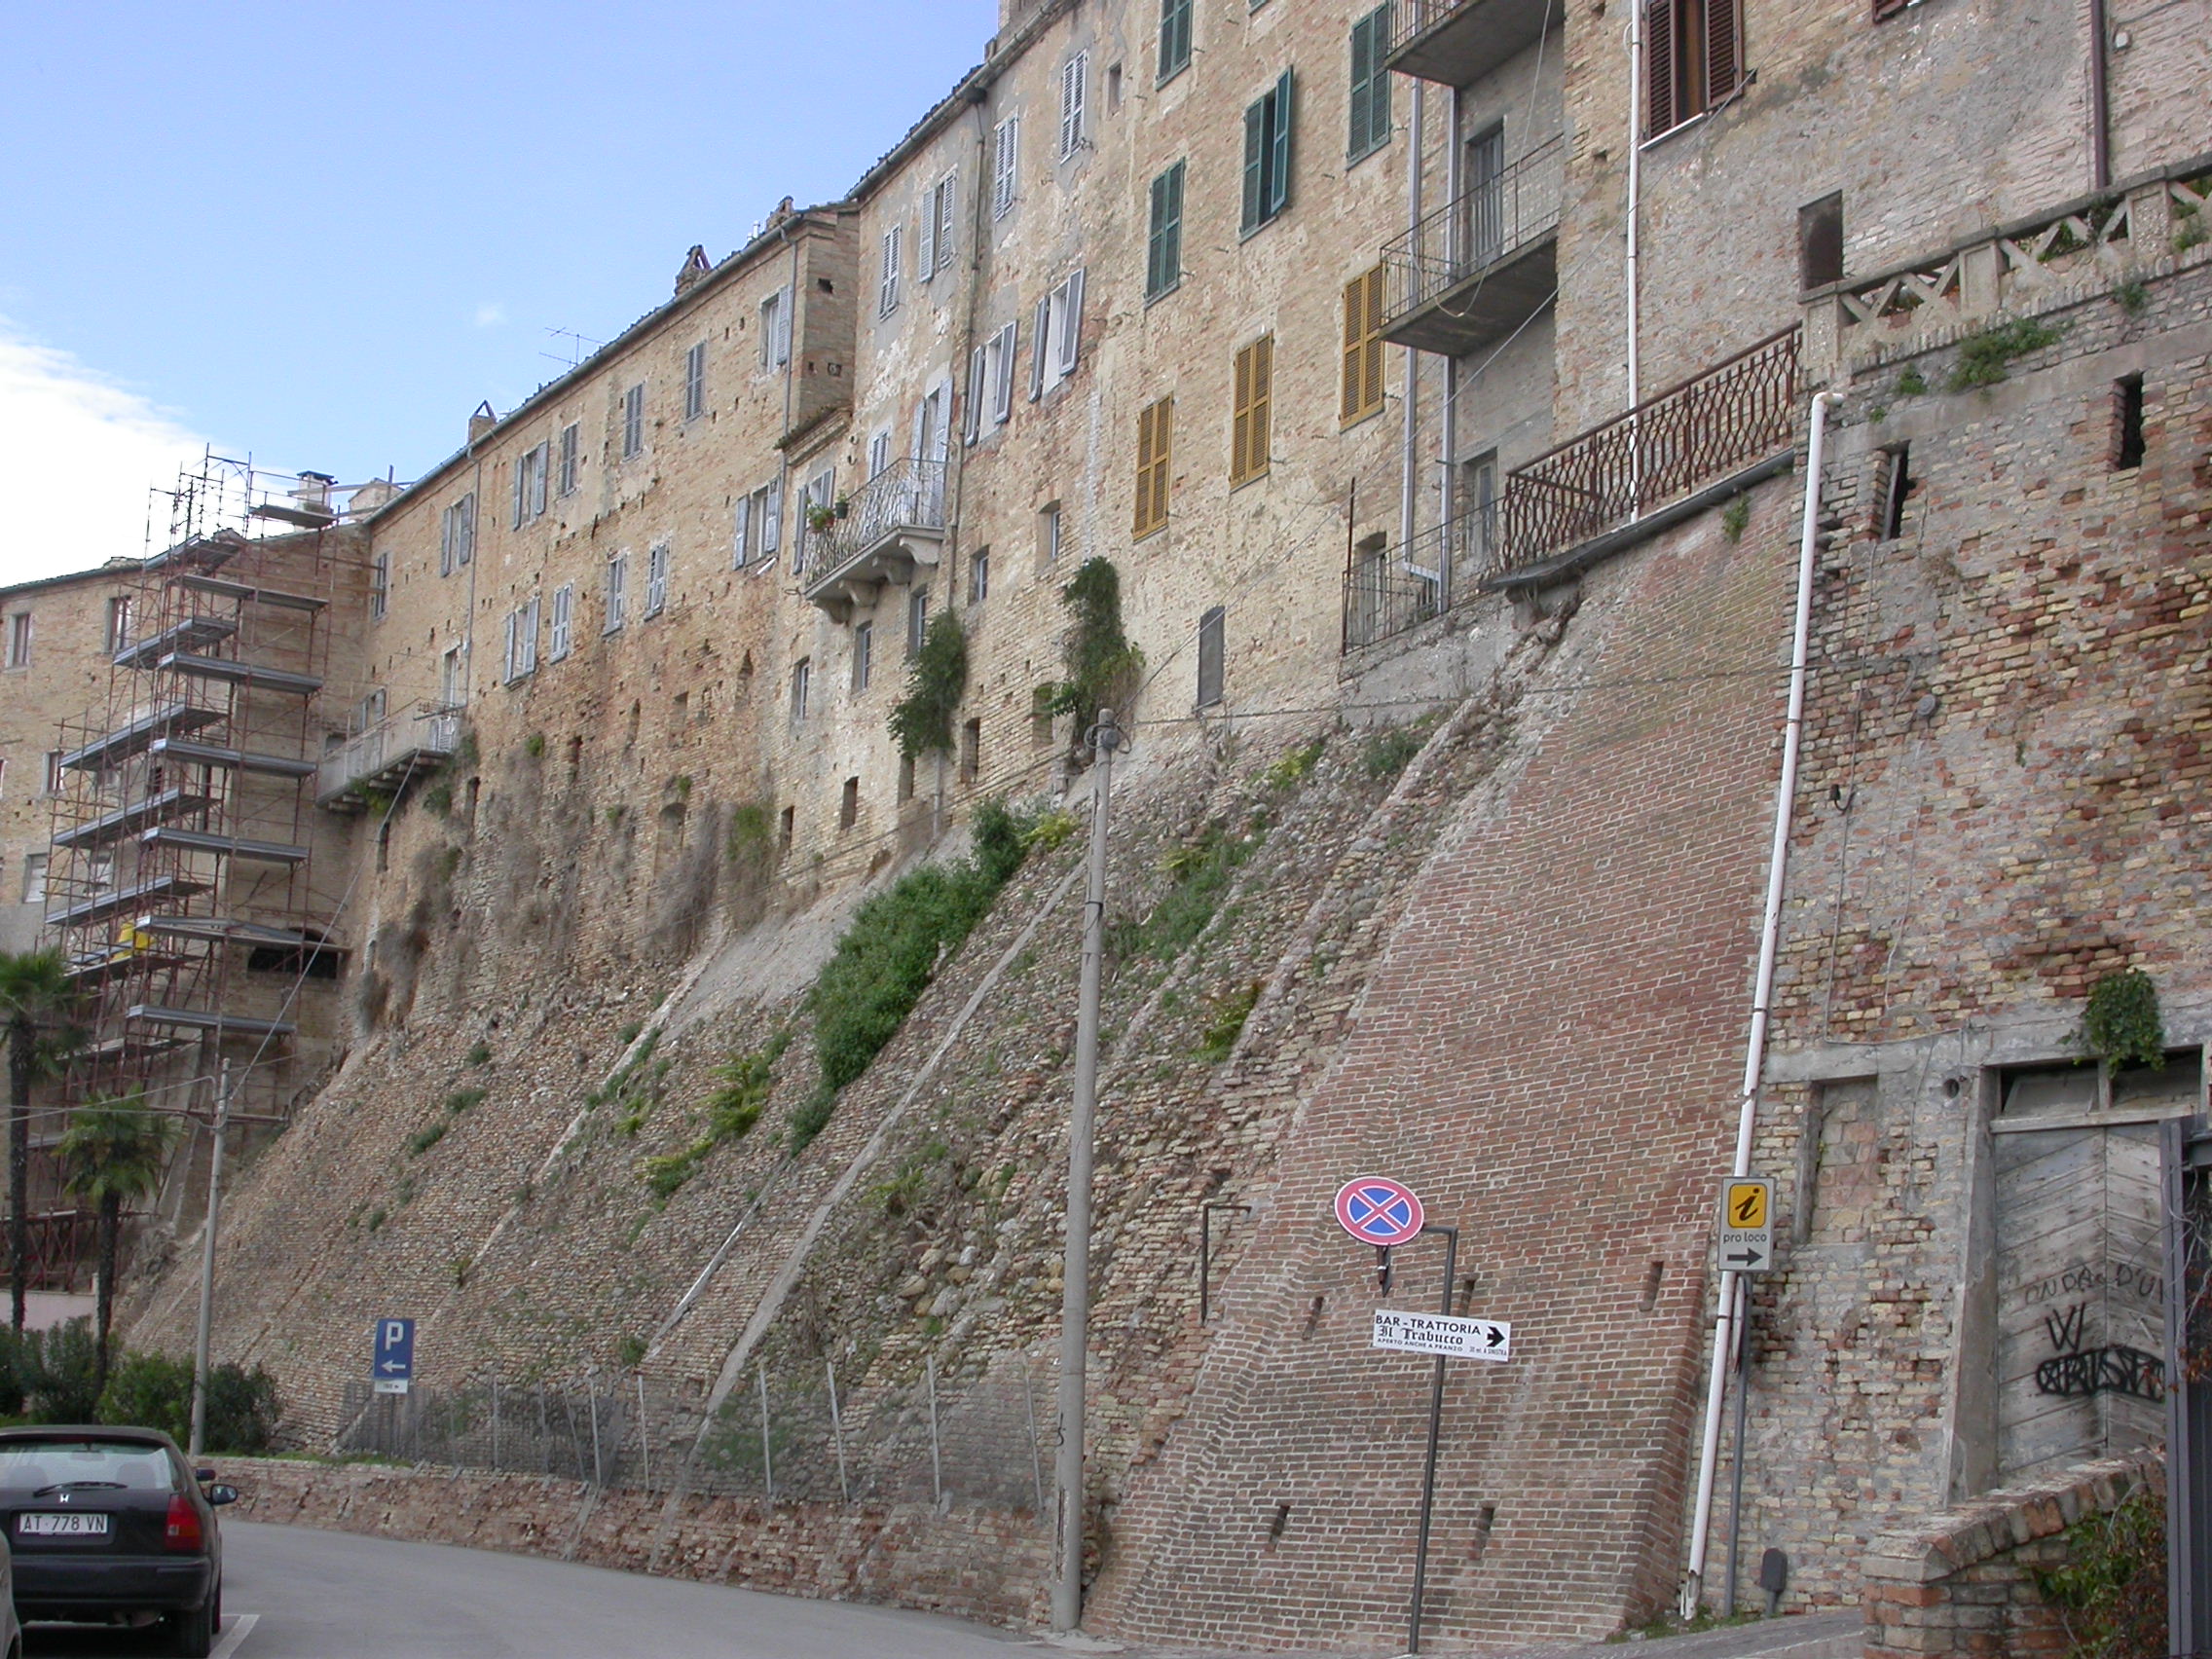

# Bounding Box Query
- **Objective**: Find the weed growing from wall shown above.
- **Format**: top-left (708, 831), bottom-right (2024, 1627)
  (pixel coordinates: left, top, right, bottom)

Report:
top-left (1039, 558), bottom-right (1145, 738)
top-left (1948, 317), bottom-right (2066, 391)
top-left (641, 1030), bottom-right (793, 1201)
top-left (1198, 980), bottom-right (1263, 1062)
top-left (1896, 366), bottom-right (1929, 397)
top-left (889, 612), bottom-right (970, 761)
top-left (1264, 738), bottom-right (1325, 792)
top-left (2081, 969), bottom-right (2165, 1072)
top-left (793, 797), bottom-right (1037, 1153)
top-left (1121, 820), bottom-right (1265, 963)
top-left (1362, 719), bottom-right (1434, 781)
top-left (1719, 496), bottom-right (1751, 543)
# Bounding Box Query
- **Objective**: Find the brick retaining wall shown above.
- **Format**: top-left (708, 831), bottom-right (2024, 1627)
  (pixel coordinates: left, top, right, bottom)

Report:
top-left (1860, 1455), bottom-right (2159, 1659)
top-left (217, 1456), bottom-right (1049, 1630)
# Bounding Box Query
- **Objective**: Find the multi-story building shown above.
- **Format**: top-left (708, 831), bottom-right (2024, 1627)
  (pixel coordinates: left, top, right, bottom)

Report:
top-left (6, 0), bottom-right (2203, 1645)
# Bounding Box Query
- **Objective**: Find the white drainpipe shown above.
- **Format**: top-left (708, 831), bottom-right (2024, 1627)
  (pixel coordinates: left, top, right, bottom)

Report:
top-left (1625, 11), bottom-right (1644, 517)
top-left (1402, 79), bottom-right (1425, 558)
top-left (1679, 387), bottom-right (1842, 1616)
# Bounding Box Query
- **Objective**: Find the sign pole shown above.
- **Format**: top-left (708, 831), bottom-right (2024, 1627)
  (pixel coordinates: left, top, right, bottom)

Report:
top-left (187, 1060), bottom-right (232, 1459)
top-left (1407, 1223), bottom-right (1458, 1657)
top-left (1051, 709), bottom-right (1120, 1633)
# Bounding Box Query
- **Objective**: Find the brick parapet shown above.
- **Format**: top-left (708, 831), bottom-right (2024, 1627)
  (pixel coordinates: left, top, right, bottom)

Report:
top-left (1858, 1455), bottom-right (2157, 1659)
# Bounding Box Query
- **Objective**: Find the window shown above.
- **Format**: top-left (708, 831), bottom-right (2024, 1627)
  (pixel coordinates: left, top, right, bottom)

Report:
top-left (840, 777), bottom-right (860, 830)
top-left (1241, 71), bottom-right (1295, 235)
top-left (370, 551), bottom-right (389, 621)
top-left (1798, 193), bottom-right (1844, 292)
top-left (760, 287), bottom-right (793, 369)
top-left (1873, 444), bottom-right (1911, 542)
top-left (960, 718), bottom-right (981, 784)
top-left (853, 621), bottom-right (874, 692)
top-left (683, 342), bottom-right (708, 421)
top-left (645, 540), bottom-right (671, 617)
top-left (1132, 398), bottom-right (1174, 539)
top-left (919, 173), bottom-right (959, 283)
top-left (1464, 449), bottom-right (1499, 568)
top-left (1159, 0), bottom-right (1193, 81)
top-left (791, 658), bottom-right (811, 721)
top-left (1342, 266), bottom-right (1387, 424)
top-left (1040, 500), bottom-right (1063, 566)
top-left (512, 442), bottom-right (549, 528)
top-left (1039, 270), bottom-right (1087, 390)
top-left (993, 117), bottom-right (1020, 218)
top-left (621, 385), bottom-right (645, 459)
top-left (1231, 334), bottom-right (1274, 486)
top-left (3, 613), bottom-right (25, 669)
top-left (42, 751), bottom-right (62, 794)
top-left (503, 597), bottom-right (540, 683)
top-left (1146, 163), bottom-right (1185, 301)
top-left (605, 551), bottom-right (630, 633)
top-left (103, 596), bottom-right (132, 654)
top-left (1645, 0), bottom-right (1743, 137)
top-left (21, 855), bottom-right (46, 906)
top-left (906, 587), bottom-right (930, 657)
top-left (549, 583), bottom-right (574, 661)
top-left (899, 754), bottom-right (916, 803)
top-left (797, 468), bottom-right (835, 572)
top-left (355, 688), bottom-right (388, 733)
top-left (440, 642), bottom-right (468, 708)
top-left (868, 429), bottom-right (892, 480)
top-left (1348, 7), bottom-right (1393, 162)
top-left (440, 494), bottom-right (475, 575)
top-left (1197, 606), bottom-right (1226, 708)
top-left (878, 226), bottom-right (903, 316)
top-left (735, 478), bottom-right (783, 568)
top-left (969, 547), bottom-right (990, 605)
top-left (2115, 374), bottom-right (2146, 470)
top-left (558, 423), bottom-right (580, 496)
top-left (970, 323), bottom-right (1018, 442)
top-left (1058, 53), bottom-right (1088, 159)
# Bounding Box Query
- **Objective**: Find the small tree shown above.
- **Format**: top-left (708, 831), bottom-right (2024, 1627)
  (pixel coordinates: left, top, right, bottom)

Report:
top-left (888, 611), bottom-right (970, 762)
top-left (0, 949), bottom-right (77, 1333)
top-left (56, 1096), bottom-right (176, 1395)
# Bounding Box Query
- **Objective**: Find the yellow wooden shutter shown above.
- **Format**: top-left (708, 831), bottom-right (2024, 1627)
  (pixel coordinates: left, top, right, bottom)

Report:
top-left (1249, 336), bottom-right (1272, 479)
top-left (1361, 269), bottom-right (1386, 416)
top-left (1232, 344), bottom-right (1255, 483)
top-left (1133, 402), bottom-right (1157, 535)
top-left (1150, 398), bottom-right (1173, 532)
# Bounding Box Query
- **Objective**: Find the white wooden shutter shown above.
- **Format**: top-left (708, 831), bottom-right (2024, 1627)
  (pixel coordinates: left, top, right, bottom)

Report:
top-left (993, 118), bottom-right (1019, 217)
top-left (1030, 296), bottom-right (1051, 399)
top-left (936, 173), bottom-right (959, 275)
top-left (917, 199), bottom-right (937, 285)
top-left (775, 287), bottom-right (793, 364)
top-left (733, 495), bottom-right (751, 568)
top-left (964, 346), bottom-right (987, 444)
top-left (879, 227), bottom-right (902, 315)
top-left (1054, 269), bottom-right (1086, 377)
top-left (763, 478), bottom-right (783, 552)
top-left (992, 322), bottom-right (1017, 424)
top-left (1059, 55), bottom-right (1087, 157)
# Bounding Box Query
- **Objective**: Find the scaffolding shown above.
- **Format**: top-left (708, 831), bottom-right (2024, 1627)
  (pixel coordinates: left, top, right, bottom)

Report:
top-left (45, 467), bottom-right (358, 1159)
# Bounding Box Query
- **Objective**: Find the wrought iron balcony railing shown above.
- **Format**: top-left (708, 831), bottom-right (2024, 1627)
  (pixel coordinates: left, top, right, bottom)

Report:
top-left (1342, 506), bottom-right (1495, 652)
top-left (316, 702), bottom-right (462, 809)
top-left (800, 458), bottom-right (949, 616)
top-left (1386, 0), bottom-right (1556, 86)
top-left (1381, 136), bottom-right (1564, 356)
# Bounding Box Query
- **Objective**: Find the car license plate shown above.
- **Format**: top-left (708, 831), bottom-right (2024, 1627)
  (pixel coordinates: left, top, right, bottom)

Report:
top-left (18, 1512), bottom-right (110, 1537)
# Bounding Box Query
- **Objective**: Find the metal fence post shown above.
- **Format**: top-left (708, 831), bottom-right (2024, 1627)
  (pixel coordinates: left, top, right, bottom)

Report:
top-left (536, 1385), bottom-right (550, 1475)
top-left (826, 1359), bottom-right (850, 1503)
top-left (1023, 1365), bottom-right (1046, 1515)
top-left (926, 1355), bottom-right (943, 1508)
top-left (636, 1375), bottom-right (651, 1489)
top-left (587, 1379), bottom-right (605, 1489)
top-left (757, 1366), bottom-right (774, 1502)
top-left (491, 1378), bottom-right (500, 1471)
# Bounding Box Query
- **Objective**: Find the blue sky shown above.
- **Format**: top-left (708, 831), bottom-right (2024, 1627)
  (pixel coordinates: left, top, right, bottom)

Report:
top-left (0, 1), bottom-right (998, 583)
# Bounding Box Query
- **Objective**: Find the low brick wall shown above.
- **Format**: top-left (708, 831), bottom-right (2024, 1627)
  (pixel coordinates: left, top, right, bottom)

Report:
top-left (1861, 1455), bottom-right (2160, 1658)
top-left (218, 1456), bottom-right (1050, 1629)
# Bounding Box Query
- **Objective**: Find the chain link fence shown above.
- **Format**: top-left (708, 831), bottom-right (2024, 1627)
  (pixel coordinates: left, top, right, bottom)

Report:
top-left (333, 1348), bottom-right (1052, 1513)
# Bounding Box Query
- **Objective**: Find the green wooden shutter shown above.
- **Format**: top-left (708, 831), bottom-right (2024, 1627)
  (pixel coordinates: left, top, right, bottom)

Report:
top-left (1268, 70), bottom-right (1294, 217)
top-left (1241, 97), bottom-right (1266, 232)
top-left (1349, 16), bottom-right (1374, 157)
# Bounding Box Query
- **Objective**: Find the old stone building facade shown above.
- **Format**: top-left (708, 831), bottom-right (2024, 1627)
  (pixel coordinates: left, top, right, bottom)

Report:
top-left (2, 0), bottom-right (2203, 1646)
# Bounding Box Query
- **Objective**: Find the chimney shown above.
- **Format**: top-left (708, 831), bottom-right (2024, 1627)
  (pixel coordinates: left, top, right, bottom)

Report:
top-left (468, 400), bottom-right (497, 446)
top-left (676, 244), bottom-right (713, 296)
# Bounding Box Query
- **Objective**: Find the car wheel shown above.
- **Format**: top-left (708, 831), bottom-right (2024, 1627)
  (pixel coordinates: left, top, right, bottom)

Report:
top-left (172, 1592), bottom-right (216, 1658)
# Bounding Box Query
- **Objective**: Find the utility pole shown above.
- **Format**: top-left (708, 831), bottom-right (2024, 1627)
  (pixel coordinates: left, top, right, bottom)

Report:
top-left (188, 1060), bottom-right (231, 1459)
top-left (1051, 708), bottom-right (1120, 1633)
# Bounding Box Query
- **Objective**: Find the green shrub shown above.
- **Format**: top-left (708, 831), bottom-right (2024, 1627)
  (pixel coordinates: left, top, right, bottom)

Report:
top-left (1198, 980), bottom-right (1263, 1063)
top-left (1264, 738), bottom-right (1325, 792)
top-left (2082, 969), bottom-right (2165, 1072)
top-left (2033, 1483), bottom-right (2164, 1659)
top-left (1719, 497), bottom-right (1751, 543)
top-left (889, 611), bottom-right (970, 760)
top-left (1039, 558), bottom-right (1144, 737)
top-left (524, 732), bottom-right (546, 759)
top-left (1362, 722), bottom-right (1430, 781)
top-left (1125, 823), bottom-right (1261, 962)
top-left (615, 1336), bottom-right (648, 1370)
top-left (95, 1350), bottom-right (281, 1455)
top-left (1948, 316), bottom-right (2065, 392)
top-left (1023, 808), bottom-right (1082, 851)
top-left (423, 782), bottom-right (454, 817)
top-left (463, 1044), bottom-right (492, 1068)
top-left (1896, 366), bottom-right (1928, 397)
top-left (786, 1084), bottom-right (839, 1155)
top-left (408, 1119), bottom-right (449, 1157)
top-left (444, 1088), bottom-right (486, 1114)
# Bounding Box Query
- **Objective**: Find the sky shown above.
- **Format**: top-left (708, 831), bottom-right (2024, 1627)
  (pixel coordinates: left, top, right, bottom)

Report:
top-left (0, 1), bottom-right (999, 587)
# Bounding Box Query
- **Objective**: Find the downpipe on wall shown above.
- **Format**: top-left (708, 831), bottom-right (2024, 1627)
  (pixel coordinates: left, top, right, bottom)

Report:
top-left (1678, 387), bottom-right (1841, 1619)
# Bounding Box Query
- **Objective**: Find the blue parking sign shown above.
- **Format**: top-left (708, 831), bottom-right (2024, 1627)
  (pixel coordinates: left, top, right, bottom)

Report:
top-left (373, 1318), bottom-right (415, 1395)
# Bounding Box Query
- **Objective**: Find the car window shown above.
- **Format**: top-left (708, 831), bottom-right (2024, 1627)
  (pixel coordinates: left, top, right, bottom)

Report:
top-left (0, 1441), bottom-right (177, 1493)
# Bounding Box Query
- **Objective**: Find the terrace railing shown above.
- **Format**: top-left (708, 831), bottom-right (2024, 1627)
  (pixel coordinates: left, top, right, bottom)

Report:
top-left (1382, 135), bottom-right (1566, 332)
top-left (800, 458), bottom-right (948, 584)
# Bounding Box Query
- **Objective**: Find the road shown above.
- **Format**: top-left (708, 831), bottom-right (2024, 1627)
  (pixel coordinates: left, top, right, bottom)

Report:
top-left (22, 1521), bottom-right (1033, 1658)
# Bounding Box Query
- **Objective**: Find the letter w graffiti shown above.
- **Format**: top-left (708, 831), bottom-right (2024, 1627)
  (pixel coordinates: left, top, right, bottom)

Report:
top-left (2045, 1302), bottom-right (2088, 1354)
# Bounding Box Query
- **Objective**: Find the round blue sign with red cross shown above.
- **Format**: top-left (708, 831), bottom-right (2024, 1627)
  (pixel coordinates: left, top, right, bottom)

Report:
top-left (1333, 1176), bottom-right (1425, 1246)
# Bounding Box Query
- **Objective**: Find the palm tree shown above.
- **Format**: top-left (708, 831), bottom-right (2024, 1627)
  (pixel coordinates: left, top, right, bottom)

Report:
top-left (0, 949), bottom-right (75, 1333)
top-left (56, 1096), bottom-right (176, 1396)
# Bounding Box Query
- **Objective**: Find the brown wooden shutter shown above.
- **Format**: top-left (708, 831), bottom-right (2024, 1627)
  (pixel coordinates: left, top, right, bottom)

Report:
top-left (1644, 0), bottom-right (1676, 136)
top-left (1133, 403), bottom-right (1157, 535)
top-left (1232, 344), bottom-right (1255, 482)
top-left (1341, 275), bottom-right (1365, 423)
top-left (1151, 399), bottom-right (1173, 532)
top-left (1250, 336), bottom-right (1272, 479)
top-left (1361, 269), bottom-right (1386, 416)
top-left (1706, 0), bottom-right (1740, 108)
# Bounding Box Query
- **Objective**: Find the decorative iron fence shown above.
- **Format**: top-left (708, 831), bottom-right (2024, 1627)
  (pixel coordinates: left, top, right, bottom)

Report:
top-left (1381, 135), bottom-right (1566, 328)
top-left (332, 1348), bottom-right (1051, 1513)
top-left (800, 458), bottom-right (948, 584)
top-left (1498, 326), bottom-right (1800, 574)
top-left (1342, 504), bottom-right (1496, 651)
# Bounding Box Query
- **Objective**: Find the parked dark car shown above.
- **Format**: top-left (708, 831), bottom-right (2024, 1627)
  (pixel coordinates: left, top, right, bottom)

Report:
top-left (0, 1426), bottom-right (231, 1656)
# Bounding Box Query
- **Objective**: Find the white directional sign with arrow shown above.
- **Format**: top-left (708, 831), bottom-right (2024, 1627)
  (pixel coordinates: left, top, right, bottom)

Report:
top-left (1717, 1177), bottom-right (1775, 1273)
top-left (1373, 1309), bottom-right (1512, 1363)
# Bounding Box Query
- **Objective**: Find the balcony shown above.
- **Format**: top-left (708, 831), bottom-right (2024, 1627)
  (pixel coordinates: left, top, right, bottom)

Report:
top-left (799, 459), bottom-right (948, 622)
top-left (1386, 0), bottom-right (1556, 86)
top-left (1343, 329), bottom-right (1802, 650)
top-left (317, 703), bottom-right (461, 811)
top-left (1381, 136), bottom-right (1563, 358)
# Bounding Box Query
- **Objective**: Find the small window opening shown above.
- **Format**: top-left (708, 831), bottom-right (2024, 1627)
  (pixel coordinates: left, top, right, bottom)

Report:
top-left (1874, 443), bottom-right (1911, 541)
top-left (1469, 1502), bottom-right (1498, 1563)
top-left (1639, 1259), bottom-right (1666, 1311)
top-left (2114, 374), bottom-right (2145, 470)
top-left (840, 777), bottom-right (860, 830)
top-left (778, 805), bottom-right (795, 853)
top-left (1031, 686), bottom-right (1056, 751)
top-left (898, 754), bottom-right (916, 803)
top-left (1265, 1503), bottom-right (1291, 1549)
top-left (376, 820), bottom-right (391, 874)
top-left (960, 718), bottom-right (982, 784)
top-left (567, 735), bottom-right (583, 772)
top-left (1196, 606), bottom-right (1226, 709)
top-left (1797, 193), bottom-right (1844, 292)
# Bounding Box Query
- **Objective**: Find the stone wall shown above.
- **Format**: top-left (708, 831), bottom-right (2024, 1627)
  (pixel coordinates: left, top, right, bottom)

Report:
top-left (1860, 1455), bottom-right (2159, 1659)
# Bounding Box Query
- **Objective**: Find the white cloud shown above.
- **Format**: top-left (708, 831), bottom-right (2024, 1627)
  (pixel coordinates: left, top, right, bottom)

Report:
top-left (473, 302), bottom-right (508, 328)
top-left (0, 318), bottom-right (208, 587)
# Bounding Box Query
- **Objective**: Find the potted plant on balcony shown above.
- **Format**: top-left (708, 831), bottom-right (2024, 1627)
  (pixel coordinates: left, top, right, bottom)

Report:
top-left (833, 494), bottom-right (852, 520)
top-left (806, 501), bottom-right (837, 535)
